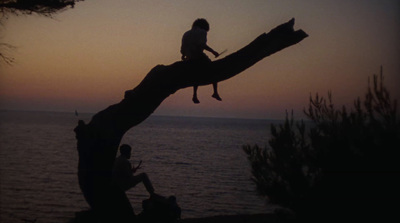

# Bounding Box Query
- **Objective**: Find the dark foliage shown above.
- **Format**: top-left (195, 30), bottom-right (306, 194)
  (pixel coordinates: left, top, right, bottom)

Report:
top-left (244, 68), bottom-right (400, 222)
top-left (0, 0), bottom-right (83, 65)
top-left (0, 42), bottom-right (15, 65)
top-left (0, 0), bottom-right (81, 17)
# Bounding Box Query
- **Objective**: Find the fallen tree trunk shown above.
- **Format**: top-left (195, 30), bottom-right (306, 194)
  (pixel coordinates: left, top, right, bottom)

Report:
top-left (74, 18), bottom-right (307, 222)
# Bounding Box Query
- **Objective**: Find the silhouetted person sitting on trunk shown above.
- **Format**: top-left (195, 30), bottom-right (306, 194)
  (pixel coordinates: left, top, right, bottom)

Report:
top-left (112, 144), bottom-right (155, 196)
top-left (181, 18), bottom-right (222, 104)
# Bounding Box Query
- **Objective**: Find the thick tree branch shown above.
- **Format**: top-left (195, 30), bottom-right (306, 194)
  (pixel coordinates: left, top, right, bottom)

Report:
top-left (74, 18), bottom-right (308, 222)
top-left (89, 18), bottom-right (307, 135)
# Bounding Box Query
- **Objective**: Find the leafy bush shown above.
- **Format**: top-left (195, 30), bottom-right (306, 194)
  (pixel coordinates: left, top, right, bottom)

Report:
top-left (244, 68), bottom-right (399, 221)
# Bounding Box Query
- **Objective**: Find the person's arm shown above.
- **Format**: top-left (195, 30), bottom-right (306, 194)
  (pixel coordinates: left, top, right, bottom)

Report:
top-left (132, 160), bottom-right (142, 173)
top-left (198, 29), bottom-right (219, 58)
top-left (204, 45), bottom-right (220, 58)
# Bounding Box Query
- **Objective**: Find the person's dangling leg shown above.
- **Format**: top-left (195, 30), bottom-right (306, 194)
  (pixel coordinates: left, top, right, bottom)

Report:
top-left (140, 173), bottom-right (155, 195)
top-left (192, 86), bottom-right (200, 104)
top-left (211, 83), bottom-right (222, 101)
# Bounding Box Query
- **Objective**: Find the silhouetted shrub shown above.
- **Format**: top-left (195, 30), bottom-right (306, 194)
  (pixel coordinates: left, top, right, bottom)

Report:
top-left (244, 68), bottom-right (399, 222)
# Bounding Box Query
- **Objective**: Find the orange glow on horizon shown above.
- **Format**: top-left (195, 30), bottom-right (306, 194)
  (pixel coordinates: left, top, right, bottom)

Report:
top-left (1, 0), bottom-right (399, 119)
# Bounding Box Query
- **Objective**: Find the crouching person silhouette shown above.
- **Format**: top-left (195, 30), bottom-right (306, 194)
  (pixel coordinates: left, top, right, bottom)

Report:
top-left (181, 18), bottom-right (222, 104)
top-left (112, 144), bottom-right (155, 196)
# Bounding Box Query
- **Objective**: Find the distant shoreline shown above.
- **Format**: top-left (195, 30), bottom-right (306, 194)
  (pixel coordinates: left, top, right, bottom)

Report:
top-left (0, 109), bottom-right (288, 122)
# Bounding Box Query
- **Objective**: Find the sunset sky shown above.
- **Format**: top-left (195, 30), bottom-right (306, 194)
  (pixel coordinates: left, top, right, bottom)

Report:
top-left (1, 0), bottom-right (399, 119)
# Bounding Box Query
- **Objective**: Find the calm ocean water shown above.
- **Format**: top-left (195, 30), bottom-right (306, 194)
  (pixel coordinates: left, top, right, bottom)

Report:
top-left (0, 111), bottom-right (281, 223)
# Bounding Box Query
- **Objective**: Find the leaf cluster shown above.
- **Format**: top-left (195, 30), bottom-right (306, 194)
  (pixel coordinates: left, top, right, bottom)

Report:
top-left (0, 0), bottom-right (81, 17)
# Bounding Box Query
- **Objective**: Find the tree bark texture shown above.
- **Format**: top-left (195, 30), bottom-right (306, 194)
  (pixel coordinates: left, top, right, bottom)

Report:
top-left (74, 18), bottom-right (308, 222)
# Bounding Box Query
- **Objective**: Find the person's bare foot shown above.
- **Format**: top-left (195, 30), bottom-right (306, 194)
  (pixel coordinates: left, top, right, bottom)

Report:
top-left (192, 97), bottom-right (200, 104)
top-left (212, 94), bottom-right (222, 101)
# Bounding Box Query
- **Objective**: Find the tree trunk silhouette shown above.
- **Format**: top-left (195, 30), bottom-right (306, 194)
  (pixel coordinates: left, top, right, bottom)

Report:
top-left (74, 18), bottom-right (307, 222)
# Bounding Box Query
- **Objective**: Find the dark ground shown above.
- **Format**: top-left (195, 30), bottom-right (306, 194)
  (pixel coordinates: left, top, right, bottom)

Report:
top-left (179, 213), bottom-right (286, 223)
top-left (70, 212), bottom-right (290, 223)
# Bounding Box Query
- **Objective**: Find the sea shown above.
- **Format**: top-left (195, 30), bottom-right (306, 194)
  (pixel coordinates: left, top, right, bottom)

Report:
top-left (0, 110), bottom-right (282, 223)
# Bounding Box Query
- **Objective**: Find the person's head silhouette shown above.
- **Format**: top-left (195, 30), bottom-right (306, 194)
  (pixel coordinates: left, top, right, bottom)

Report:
top-left (192, 18), bottom-right (209, 31)
top-left (120, 144), bottom-right (132, 159)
